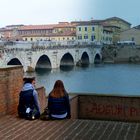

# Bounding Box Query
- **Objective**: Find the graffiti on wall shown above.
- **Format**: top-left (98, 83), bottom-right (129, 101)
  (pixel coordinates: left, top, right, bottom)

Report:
top-left (85, 102), bottom-right (140, 117)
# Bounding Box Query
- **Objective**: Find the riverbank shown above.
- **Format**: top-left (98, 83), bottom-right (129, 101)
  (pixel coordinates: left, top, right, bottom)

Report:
top-left (102, 45), bottom-right (140, 64)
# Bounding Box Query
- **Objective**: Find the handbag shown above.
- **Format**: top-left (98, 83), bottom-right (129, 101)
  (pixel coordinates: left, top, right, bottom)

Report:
top-left (40, 107), bottom-right (50, 120)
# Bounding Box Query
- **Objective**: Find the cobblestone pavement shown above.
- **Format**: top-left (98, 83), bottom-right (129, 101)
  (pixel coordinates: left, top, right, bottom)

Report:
top-left (0, 115), bottom-right (140, 140)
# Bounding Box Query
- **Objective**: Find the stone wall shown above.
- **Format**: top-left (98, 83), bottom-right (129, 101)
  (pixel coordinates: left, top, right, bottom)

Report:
top-left (0, 66), bottom-right (23, 116)
top-left (102, 45), bottom-right (140, 63)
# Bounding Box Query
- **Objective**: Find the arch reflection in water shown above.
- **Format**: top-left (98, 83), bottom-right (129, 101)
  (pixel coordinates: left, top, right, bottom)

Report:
top-left (60, 65), bottom-right (74, 71)
top-left (35, 68), bottom-right (51, 75)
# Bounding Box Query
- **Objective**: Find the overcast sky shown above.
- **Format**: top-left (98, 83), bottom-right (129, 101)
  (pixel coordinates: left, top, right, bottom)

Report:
top-left (0, 0), bottom-right (139, 27)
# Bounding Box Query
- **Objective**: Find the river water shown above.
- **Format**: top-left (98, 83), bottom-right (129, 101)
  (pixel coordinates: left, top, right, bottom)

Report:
top-left (26, 64), bottom-right (140, 96)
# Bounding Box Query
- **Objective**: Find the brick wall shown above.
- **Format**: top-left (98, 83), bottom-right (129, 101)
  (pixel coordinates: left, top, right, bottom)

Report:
top-left (36, 87), bottom-right (47, 113)
top-left (70, 95), bottom-right (78, 119)
top-left (78, 95), bottom-right (140, 122)
top-left (0, 66), bottom-right (23, 116)
top-left (0, 66), bottom-right (47, 117)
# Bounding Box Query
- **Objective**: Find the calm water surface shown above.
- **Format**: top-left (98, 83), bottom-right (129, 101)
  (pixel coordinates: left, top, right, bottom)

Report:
top-left (26, 64), bottom-right (140, 96)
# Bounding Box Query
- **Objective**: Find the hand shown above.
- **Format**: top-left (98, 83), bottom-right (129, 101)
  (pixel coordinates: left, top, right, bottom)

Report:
top-left (66, 115), bottom-right (71, 119)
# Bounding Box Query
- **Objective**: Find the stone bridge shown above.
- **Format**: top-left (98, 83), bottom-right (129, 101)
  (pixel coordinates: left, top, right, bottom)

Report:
top-left (0, 42), bottom-right (102, 72)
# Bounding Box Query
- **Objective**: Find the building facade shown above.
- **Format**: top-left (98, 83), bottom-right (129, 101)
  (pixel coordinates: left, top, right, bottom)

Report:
top-left (0, 17), bottom-right (131, 45)
top-left (102, 17), bottom-right (131, 43)
top-left (18, 22), bottom-right (76, 41)
top-left (120, 26), bottom-right (140, 45)
top-left (76, 21), bottom-right (113, 44)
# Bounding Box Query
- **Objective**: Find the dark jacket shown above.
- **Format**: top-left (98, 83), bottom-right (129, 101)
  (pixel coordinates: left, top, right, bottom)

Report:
top-left (48, 93), bottom-right (71, 118)
top-left (18, 83), bottom-right (40, 118)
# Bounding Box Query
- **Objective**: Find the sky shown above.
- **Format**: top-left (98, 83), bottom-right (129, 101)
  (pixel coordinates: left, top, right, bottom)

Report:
top-left (0, 0), bottom-right (139, 27)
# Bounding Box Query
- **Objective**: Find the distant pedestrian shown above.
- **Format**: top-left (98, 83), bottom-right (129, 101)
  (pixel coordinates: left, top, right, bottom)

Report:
top-left (18, 77), bottom-right (40, 120)
top-left (48, 80), bottom-right (71, 119)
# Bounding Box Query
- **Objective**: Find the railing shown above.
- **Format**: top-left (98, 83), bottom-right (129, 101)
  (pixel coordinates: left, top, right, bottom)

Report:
top-left (0, 40), bottom-right (103, 50)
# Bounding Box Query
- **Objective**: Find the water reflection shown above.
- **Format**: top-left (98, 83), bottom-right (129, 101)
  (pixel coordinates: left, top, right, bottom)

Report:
top-left (60, 65), bottom-right (74, 71)
top-left (26, 64), bottom-right (140, 96)
top-left (36, 68), bottom-right (51, 75)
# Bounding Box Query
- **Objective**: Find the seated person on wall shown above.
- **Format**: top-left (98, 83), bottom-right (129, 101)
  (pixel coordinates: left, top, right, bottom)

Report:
top-left (18, 77), bottom-right (41, 120)
top-left (48, 80), bottom-right (71, 119)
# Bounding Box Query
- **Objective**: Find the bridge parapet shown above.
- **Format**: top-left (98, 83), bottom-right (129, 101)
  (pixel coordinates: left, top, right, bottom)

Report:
top-left (0, 40), bottom-right (102, 50)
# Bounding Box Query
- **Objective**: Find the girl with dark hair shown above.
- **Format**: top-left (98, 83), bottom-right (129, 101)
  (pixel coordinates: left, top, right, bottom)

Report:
top-left (18, 77), bottom-right (40, 120)
top-left (48, 80), bottom-right (71, 119)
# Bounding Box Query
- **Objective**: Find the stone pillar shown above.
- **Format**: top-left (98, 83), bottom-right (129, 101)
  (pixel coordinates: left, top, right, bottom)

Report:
top-left (51, 53), bottom-right (59, 68)
top-left (36, 87), bottom-right (47, 113)
top-left (26, 66), bottom-right (35, 72)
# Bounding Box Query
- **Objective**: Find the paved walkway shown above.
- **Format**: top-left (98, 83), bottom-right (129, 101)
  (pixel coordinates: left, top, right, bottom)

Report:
top-left (0, 115), bottom-right (140, 140)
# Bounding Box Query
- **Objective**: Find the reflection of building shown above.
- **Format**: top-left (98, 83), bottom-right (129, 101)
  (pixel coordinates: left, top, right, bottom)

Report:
top-left (18, 22), bottom-right (76, 41)
top-left (120, 25), bottom-right (140, 45)
top-left (102, 17), bottom-right (131, 43)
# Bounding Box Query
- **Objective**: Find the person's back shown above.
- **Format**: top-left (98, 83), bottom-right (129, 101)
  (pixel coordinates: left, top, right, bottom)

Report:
top-left (48, 80), bottom-right (71, 119)
top-left (18, 89), bottom-right (34, 118)
top-left (18, 77), bottom-right (40, 120)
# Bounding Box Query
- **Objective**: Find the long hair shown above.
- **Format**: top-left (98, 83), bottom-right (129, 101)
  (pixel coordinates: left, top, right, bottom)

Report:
top-left (50, 80), bottom-right (67, 98)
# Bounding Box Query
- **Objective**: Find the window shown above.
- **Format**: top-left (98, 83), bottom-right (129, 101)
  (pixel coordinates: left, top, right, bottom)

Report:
top-left (78, 35), bottom-right (82, 40)
top-left (84, 35), bottom-right (88, 39)
top-left (79, 27), bottom-right (81, 31)
top-left (91, 35), bottom-right (94, 41)
top-left (92, 27), bottom-right (94, 31)
top-left (85, 27), bottom-right (87, 31)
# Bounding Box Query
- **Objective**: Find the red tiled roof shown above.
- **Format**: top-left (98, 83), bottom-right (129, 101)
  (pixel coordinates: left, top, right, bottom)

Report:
top-left (19, 25), bottom-right (56, 30)
top-left (21, 31), bottom-right (76, 37)
top-left (19, 23), bottom-right (76, 31)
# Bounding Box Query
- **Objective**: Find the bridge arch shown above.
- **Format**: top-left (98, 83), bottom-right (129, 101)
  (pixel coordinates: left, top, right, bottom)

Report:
top-left (80, 52), bottom-right (90, 66)
top-left (60, 52), bottom-right (74, 68)
top-left (35, 54), bottom-right (52, 70)
top-left (76, 51), bottom-right (90, 67)
top-left (7, 58), bottom-right (22, 66)
top-left (94, 53), bottom-right (102, 64)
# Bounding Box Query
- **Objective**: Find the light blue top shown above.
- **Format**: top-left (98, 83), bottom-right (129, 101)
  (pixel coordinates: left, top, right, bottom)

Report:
top-left (22, 83), bottom-right (41, 113)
